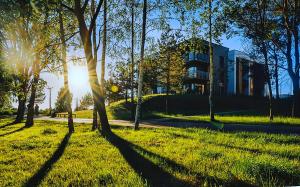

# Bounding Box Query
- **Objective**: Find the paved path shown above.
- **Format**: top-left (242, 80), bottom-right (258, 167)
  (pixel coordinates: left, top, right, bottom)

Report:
top-left (35, 116), bottom-right (167, 129)
top-left (35, 116), bottom-right (300, 135)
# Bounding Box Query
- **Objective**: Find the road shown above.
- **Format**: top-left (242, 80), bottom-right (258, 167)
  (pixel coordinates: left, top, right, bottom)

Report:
top-left (35, 116), bottom-right (300, 135)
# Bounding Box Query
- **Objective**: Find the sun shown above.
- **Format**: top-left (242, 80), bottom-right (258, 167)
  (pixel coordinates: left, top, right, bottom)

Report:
top-left (68, 65), bottom-right (89, 88)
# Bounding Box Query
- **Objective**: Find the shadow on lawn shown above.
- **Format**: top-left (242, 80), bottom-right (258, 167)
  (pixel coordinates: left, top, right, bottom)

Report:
top-left (0, 121), bottom-right (18, 129)
top-left (24, 132), bottom-right (72, 187)
top-left (0, 126), bottom-right (26, 137)
top-left (147, 119), bottom-right (300, 135)
top-left (104, 131), bottom-right (253, 187)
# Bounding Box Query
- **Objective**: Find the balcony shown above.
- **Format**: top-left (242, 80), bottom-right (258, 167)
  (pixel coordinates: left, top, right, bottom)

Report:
top-left (186, 70), bottom-right (209, 80)
top-left (184, 52), bottom-right (209, 63)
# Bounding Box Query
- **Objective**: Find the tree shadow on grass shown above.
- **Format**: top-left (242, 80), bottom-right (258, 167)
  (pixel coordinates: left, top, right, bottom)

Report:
top-left (104, 131), bottom-right (253, 187)
top-left (0, 126), bottom-right (26, 137)
top-left (0, 121), bottom-right (18, 129)
top-left (147, 119), bottom-right (300, 135)
top-left (24, 132), bottom-right (72, 187)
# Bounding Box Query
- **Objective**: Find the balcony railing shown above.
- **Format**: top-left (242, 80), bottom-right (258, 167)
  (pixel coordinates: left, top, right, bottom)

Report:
top-left (184, 53), bottom-right (209, 63)
top-left (186, 70), bottom-right (209, 80)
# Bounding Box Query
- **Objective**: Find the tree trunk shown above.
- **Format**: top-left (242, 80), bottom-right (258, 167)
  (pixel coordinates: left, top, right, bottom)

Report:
top-left (101, 0), bottom-right (107, 87)
top-left (59, 3), bottom-right (74, 133)
top-left (25, 71), bottom-right (39, 127)
top-left (74, 0), bottom-right (110, 133)
top-left (262, 44), bottom-right (274, 121)
top-left (208, 0), bottom-right (215, 121)
top-left (14, 96), bottom-right (26, 123)
top-left (92, 104), bottom-right (98, 130)
top-left (134, 0), bottom-right (147, 130)
top-left (130, 1), bottom-right (135, 121)
top-left (91, 0), bottom-right (99, 130)
top-left (166, 54), bottom-right (170, 114)
top-left (273, 45), bottom-right (279, 99)
top-left (292, 24), bottom-right (300, 116)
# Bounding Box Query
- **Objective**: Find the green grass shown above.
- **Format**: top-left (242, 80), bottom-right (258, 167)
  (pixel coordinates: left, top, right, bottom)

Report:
top-left (153, 113), bottom-right (300, 126)
top-left (1, 118), bottom-right (300, 186)
top-left (56, 94), bottom-right (300, 126)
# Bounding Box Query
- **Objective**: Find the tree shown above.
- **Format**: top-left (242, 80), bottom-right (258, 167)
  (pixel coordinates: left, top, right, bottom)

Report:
top-left (54, 87), bottom-right (72, 113)
top-left (0, 59), bottom-right (13, 114)
top-left (58, 2), bottom-right (75, 133)
top-left (63, 0), bottom-right (111, 133)
top-left (134, 0), bottom-right (147, 130)
top-left (91, 0), bottom-right (99, 131)
top-left (157, 28), bottom-right (185, 113)
top-left (78, 93), bottom-right (94, 110)
top-left (225, 0), bottom-right (275, 120)
top-left (1, 1), bottom-right (32, 123)
top-left (272, 0), bottom-right (300, 116)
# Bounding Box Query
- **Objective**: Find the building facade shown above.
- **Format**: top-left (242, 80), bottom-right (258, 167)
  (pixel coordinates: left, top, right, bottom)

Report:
top-left (227, 50), bottom-right (265, 96)
top-left (183, 41), bottom-right (229, 95)
top-left (157, 39), bottom-right (266, 96)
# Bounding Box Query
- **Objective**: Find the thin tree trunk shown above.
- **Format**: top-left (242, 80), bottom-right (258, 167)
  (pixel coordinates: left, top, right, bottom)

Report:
top-left (15, 96), bottom-right (26, 123)
top-left (262, 44), bottom-right (274, 121)
top-left (92, 104), bottom-right (98, 130)
top-left (59, 3), bottom-right (74, 133)
top-left (134, 0), bottom-right (147, 130)
top-left (292, 25), bottom-right (300, 116)
top-left (166, 54), bottom-right (170, 114)
top-left (74, 0), bottom-right (110, 133)
top-left (273, 46), bottom-right (279, 99)
top-left (130, 1), bottom-right (135, 121)
top-left (101, 0), bottom-right (107, 87)
top-left (25, 63), bottom-right (39, 127)
top-left (208, 0), bottom-right (215, 121)
top-left (92, 0), bottom-right (99, 130)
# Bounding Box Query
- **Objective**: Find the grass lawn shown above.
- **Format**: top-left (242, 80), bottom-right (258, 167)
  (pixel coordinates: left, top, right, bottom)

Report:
top-left (1, 118), bottom-right (300, 186)
top-left (55, 94), bottom-right (300, 126)
top-left (152, 113), bottom-right (300, 126)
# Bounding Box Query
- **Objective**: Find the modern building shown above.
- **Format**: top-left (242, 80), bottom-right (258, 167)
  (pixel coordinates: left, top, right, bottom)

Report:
top-left (227, 50), bottom-right (265, 96)
top-left (157, 39), bottom-right (266, 96)
top-left (183, 40), bottom-right (229, 95)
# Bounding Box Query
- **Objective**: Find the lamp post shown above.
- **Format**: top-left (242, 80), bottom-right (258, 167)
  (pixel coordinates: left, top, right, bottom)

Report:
top-left (47, 86), bottom-right (53, 115)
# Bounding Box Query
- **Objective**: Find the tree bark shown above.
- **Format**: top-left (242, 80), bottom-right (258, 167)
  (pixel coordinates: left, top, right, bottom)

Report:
top-left (101, 0), bottom-right (107, 87)
top-left (262, 44), bottom-right (274, 121)
top-left (273, 45), bottom-right (279, 99)
top-left (208, 0), bottom-right (215, 121)
top-left (166, 54), bottom-right (170, 114)
top-left (14, 96), bottom-right (26, 123)
top-left (91, 0), bottom-right (99, 130)
top-left (130, 1), bottom-right (135, 121)
top-left (134, 0), bottom-right (147, 130)
top-left (292, 24), bottom-right (300, 116)
top-left (73, 0), bottom-right (110, 133)
top-left (59, 3), bottom-right (74, 133)
top-left (25, 62), bottom-right (39, 127)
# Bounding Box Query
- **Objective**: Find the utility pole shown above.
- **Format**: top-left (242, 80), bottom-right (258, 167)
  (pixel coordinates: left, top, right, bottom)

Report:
top-left (47, 87), bottom-right (53, 114)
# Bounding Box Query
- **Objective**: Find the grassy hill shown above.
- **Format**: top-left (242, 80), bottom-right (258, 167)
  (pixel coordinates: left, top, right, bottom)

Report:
top-left (68, 94), bottom-right (297, 123)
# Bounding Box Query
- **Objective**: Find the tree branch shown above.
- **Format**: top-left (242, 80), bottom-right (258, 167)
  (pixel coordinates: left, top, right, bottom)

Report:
top-left (82, 0), bottom-right (90, 12)
top-left (62, 3), bottom-right (75, 13)
top-left (89, 0), bottom-right (104, 33)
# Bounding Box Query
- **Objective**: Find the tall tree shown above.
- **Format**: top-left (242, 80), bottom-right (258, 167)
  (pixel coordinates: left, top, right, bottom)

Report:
top-left (91, 0), bottom-right (99, 131)
top-left (65, 0), bottom-right (111, 133)
top-left (58, 3), bottom-right (74, 133)
top-left (130, 0), bottom-right (135, 120)
top-left (225, 0), bottom-right (275, 120)
top-left (208, 0), bottom-right (214, 121)
top-left (134, 0), bottom-right (147, 130)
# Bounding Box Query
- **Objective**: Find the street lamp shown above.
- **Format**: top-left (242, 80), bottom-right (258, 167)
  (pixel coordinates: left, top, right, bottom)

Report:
top-left (47, 86), bottom-right (53, 115)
